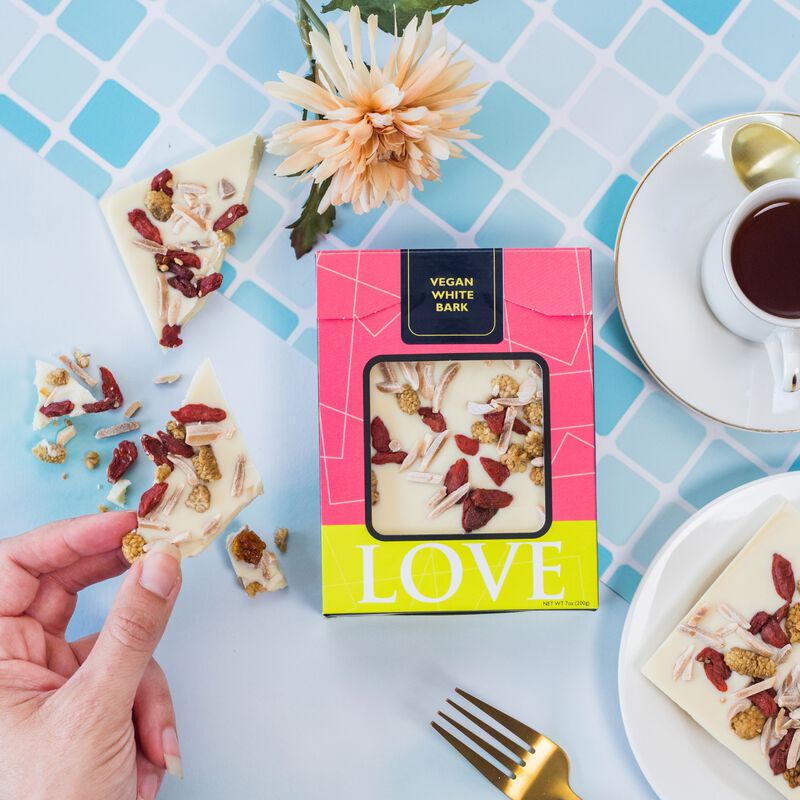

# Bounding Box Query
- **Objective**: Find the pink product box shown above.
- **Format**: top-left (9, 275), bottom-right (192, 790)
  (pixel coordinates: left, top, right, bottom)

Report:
top-left (316, 248), bottom-right (598, 615)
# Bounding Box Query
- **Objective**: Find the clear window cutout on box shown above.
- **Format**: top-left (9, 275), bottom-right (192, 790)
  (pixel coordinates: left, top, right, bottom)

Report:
top-left (366, 355), bottom-right (550, 540)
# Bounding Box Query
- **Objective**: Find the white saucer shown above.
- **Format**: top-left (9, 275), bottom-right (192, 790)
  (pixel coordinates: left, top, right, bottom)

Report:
top-left (616, 111), bottom-right (800, 432)
top-left (618, 472), bottom-right (800, 800)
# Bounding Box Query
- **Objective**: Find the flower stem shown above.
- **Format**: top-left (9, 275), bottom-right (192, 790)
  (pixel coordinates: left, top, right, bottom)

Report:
top-left (300, 0), bottom-right (327, 36)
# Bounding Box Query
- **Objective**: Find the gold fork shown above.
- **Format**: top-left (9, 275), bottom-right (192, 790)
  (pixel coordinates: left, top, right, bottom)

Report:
top-left (432, 689), bottom-right (582, 800)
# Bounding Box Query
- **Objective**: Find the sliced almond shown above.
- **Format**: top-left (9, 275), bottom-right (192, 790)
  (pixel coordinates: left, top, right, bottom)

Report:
top-left (789, 731), bottom-right (800, 770)
top-left (406, 471), bottom-right (444, 484)
top-left (717, 603), bottom-right (748, 628)
top-left (376, 381), bottom-right (404, 394)
top-left (419, 430), bottom-right (449, 471)
top-left (432, 363), bottom-right (459, 414)
top-left (426, 486), bottom-right (447, 508)
top-left (56, 424), bottom-right (77, 447)
top-left (761, 716), bottom-right (776, 754)
top-left (736, 627), bottom-right (780, 657)
top-left (672, 644), bottom-right (695, 681)
top-left (171, 457), bottom-right (199, 486)
top-left (379, 362), bottom-right (398, 383)
top-left (418, 362), bottom-right (435, 401)
top-left (398, 362), bottom-right (419, 390)
top-left (467, 401), bottom-right (500, 415)
top-left (58, 354), bottom-right (98, 387)
top-left (201, 512), bottom-right (222, 538)
top-left (515, 377), bottom-right (537, 405)
top-left (173, 204), bottom-right (209, 230)
top-left (388, 439), bottom-right (402, 452)
top-left (504, 359), bottom-right (520, 370)
top-left (95, 421), bottom-right (140, 439)
top-left (157, 272), bottom-right (169, 324)
top-left (138, 519), bottom-right (170, 531)
top-left (734, 676), bottom-right (777, 699)
top-left (177, 181), bottom-right (207, 195)
top-left (231, 454), bottom-right (246, 497)
top-left (427, 482), bottom-right (470, 518)
top-left (218, 178), bottom-right (236, 199)
top-left (676, 623), bottom-right (725, 648)
top-left (154, 373), bottom-right (182, 385)
top-left (124, 401), bottom-right (142, 419)
top-left (400, 439), bottom-right (426, 473)
top-left (131, 238), bottom-right (168, 255)
top-left (185, 422), bottom-right (226, 446)
top-left (224, 425), bottom-right (237, 440)
top-left (161, 484), bottom-right (186, 517)
top-left (727, 699), bottom-right (752, 721)
top-left (496, 407), bottom-right (516, 455)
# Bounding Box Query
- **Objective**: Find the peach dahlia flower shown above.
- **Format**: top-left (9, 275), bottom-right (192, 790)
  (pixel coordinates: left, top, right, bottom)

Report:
top-left (265, 6), bottom-right (482, 214)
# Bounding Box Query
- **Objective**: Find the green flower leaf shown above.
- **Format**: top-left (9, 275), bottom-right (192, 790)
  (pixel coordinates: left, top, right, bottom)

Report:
top-left (320, 0), bottom-right (479, 32)
top-left (287, 179), bottom-right (336, 260)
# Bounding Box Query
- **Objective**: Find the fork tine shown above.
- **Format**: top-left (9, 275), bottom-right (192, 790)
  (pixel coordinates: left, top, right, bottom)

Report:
top-left (438, 711), bottom-right (521, 773)
top-left (446, 699), bottom-right (529, 761)
top-left (431, 721), bottom-right (510, 791)
top-left (456, 688), bottom-right (540, 744)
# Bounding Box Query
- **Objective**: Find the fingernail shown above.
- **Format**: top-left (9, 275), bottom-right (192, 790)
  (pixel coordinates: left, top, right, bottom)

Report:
top-left (163, 726), bottom-right (184, 779)
top-left (139, 543), bottom-right (181, 599)
top-left (138, 771), bottom-right (159, 800)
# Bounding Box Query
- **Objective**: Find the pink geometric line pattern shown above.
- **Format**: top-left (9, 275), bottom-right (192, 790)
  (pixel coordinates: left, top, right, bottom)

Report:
top-left (317, 248), bottom-right (596, 525)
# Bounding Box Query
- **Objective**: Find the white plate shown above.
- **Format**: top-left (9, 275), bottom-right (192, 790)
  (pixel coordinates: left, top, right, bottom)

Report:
top-left (619, 472), bottom-right (800, 800)
top-left (616, 111), bottom-right (800, 432)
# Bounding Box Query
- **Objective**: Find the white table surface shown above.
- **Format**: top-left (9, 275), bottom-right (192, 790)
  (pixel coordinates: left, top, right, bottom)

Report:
top-left (0, 130), bottom-right (657, 799)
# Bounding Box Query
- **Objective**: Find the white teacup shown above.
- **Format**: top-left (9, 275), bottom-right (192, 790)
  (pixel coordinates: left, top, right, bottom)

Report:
top-left (701, 177), bottom-right (800, 393)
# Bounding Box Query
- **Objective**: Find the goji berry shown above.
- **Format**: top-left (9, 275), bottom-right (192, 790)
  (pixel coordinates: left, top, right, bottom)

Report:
top-left (444, 459), bottom-right (468, 499)
top-left (39, 400), bottom-right (74, 417)
top-left (773, 553), bottom-right (796, 602)
top-left (138, 482), bottom-right (168, 517)
top-left (171, 404), bottom-right (227, 423)
top-left (470, 488), bottom-right (513, 509)
top-left (454, 434), bottom-right (479, 456)
top-left (99, 366), bottom-right (123, 408)
top-left (751, 688), bottom-right (779, 719)
top-left (775, 602), bottom-right (791, 623)
top-left (695, 647), bottom-right (731, 692)
top-left (82, 397), bottom-right (115, 414)
top-left (163, 262), bottom-right (195, 281)
top-left (750, 610), bottom-right (771, 633)
top-left (160, 324), bottom-right (183, 348)
top-left (157, 430), bottom-right (194, 458)
top-left (770, 730), bottom-right (796, 775)
top-left (418, 406), bottom-right (446, 432)
top-left (761, 617), bottom-right (790, 648)
top-left (212, 203), bottom-right (248, 231)
top-left (151, 168), bottom-right (173, 197)
top-left (462, 495), bottom-right (497, 533)
top-left (167, 276), bottom-right (198, 298)
top-left (479, 457), bottom-right (510, 487)
top-left (371, 451), bottom-right (407, 464)
top-left (513, 418), bottom-right (530, 435)
top-left (155, 250), bottom-right (201, 271)
top-left (128, 209), bottom-right (162, 244)
top-left (107, 440), bottom-right (137, 484)
top-left (197, 273), bottom-right (223, 298)
top-left (484, 409), bottom-right (505, 436)
top-left (141, 434), bottom-right (172, 467)
top-left (370, 417), bottom-right (391, 453)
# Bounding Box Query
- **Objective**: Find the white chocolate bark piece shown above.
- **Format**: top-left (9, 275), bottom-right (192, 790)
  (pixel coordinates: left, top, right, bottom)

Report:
top-left (643, 503), bottom-right (800, 799)
top-left (32, 359), bottom-right (95, 430)
top-left (369, 359), bottom-right (546, 536)
top-left (135, 358), bottom-right (263, 558)
top-left (226, 528), bottom-right (287, 597)
top-left (100, 133), bottom-right (264, 347)
top-left (107, 479), bottom-right (131, 508)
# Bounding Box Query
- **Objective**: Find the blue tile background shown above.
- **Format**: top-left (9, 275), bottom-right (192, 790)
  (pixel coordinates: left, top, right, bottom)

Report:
top-left (3, 0), bottom-right (800, 604)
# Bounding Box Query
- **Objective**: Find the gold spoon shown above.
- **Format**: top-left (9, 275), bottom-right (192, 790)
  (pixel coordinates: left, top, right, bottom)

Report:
top-left (730, 122), bottom-right (800, 191)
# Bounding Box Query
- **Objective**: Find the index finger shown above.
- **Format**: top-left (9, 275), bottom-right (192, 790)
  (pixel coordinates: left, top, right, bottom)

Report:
top-left (0, 512), bottom-right (137, 615)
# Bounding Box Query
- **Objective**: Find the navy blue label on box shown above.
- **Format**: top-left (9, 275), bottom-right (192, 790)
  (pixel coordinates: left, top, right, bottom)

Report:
top-left (401, 249), bottom-right (503, 344)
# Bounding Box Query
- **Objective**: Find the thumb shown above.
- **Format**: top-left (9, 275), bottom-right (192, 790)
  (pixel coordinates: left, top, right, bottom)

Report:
top-left (74, 542), bottom-right (182, 708)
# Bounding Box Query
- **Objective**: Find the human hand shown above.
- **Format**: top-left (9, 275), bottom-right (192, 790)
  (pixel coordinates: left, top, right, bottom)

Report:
top-left (0, 511), bottom-right (183, 800)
